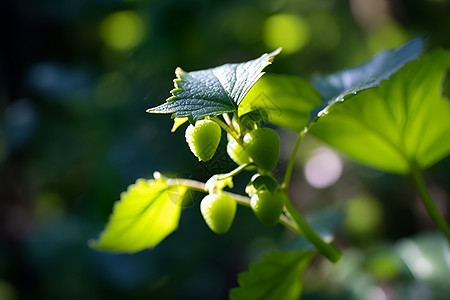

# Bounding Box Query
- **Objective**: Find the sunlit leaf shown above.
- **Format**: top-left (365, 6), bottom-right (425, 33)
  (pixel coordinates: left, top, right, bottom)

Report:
top-left (312, 38), bottom-right (424, 117)
top-left (148, 49), bottom-right (281, 122)
top-left (229, 250), bottom-right (316, 300)
top-left (90, 177), bottom-right (187, 253)
top-left (171, 117), bottom-right (188, 132)
top-left (239, 74), bottom-right (323, 131)
top-left (310, 49), bottom-right (450, 174)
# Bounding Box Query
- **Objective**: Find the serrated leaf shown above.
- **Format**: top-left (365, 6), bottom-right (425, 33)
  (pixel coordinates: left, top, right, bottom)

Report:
top-left (90, 178), bottom-right (187, 253)
top-left (312, 38), bottom-right (424, 117)
top-left (310, 49), bottom-right (450, 174)
top-left (239, 74), bottom-right (323, 131)
top-left (147, 49), bottom-right (281, 122)
top-left (230, 251), bottom-right (316, 300)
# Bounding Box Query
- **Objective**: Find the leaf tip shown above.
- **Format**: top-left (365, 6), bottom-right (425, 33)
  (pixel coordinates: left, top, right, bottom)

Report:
top-left (267, 48), bottom-right (282, 63)
top-left (175, 67), bottom-right (185, 76)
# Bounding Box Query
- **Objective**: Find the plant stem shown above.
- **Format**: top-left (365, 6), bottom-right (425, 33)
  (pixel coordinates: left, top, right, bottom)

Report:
top-left (410, 163), bottom-right (450, 243)
top-left (284, 198), bottom-right (342, 263)
top-left (163, 177), bottom-right (300, 233)
top-left (282, 127), bottom-right (307, 191)
top-left (212, 116), bottom-right (241, 142)
top-left (279, 127), bottom-right (341, 262)
top-left (223, 113), bottom-right (236, 131)
top-left (216, 163), bottom-right (251, 180)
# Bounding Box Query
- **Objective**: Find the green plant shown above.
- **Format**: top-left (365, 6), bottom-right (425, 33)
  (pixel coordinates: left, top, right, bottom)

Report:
top-left (90, 38), bottom-right (450, 299)
top-left (185, 119), bottom-right (222, 161)
top-left (227, 138), bottom-right (251, 166)
top-left (200, 193), bottom-right (237, 234)
top-left (242, 127), bottom-right (280, 171)
top-left (250, 190), bottom-right (286, 227)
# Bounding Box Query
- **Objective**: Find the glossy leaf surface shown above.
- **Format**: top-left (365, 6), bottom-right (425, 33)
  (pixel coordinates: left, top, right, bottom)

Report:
top-left (312, 38), bottom-right (424, 117)
top-left (310, 49), bottom-right (450, 174)
top-left (148, 49), bottom-right (281, 122)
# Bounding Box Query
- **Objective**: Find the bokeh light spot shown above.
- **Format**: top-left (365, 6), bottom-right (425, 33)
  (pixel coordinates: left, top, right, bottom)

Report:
top-left (367, 253), bottom-right (402, 280)
top-left (344, 196), bottom-right (383, 237)
top-left (304, 147), bottom-right (343, 188)
top-left (99, 11), bottom-right (145, 51)
top-left (263, 14), bottom-right (310, 54)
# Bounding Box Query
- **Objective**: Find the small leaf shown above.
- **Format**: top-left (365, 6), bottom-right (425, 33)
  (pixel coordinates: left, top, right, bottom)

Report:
top-left (312, 38), bottom-right (424, 117)
top-left (310, 49), bottom-right (450, 174)
top-left (230, 251), bottom-right (316, 300)
top-left (171, 117), bottom-right (188, 132)
top-left (148, 48), bottom-right (281, 122)
top-left (239, 74), bottom-right (323, 131)
top-left (90, 178), bottom-right (188, 253)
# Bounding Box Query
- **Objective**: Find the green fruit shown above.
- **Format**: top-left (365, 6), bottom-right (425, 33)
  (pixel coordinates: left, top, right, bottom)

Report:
top-left (185, 119), bottom-right (221, 161)
top-left (227, 139), bottom-right (251, 166)
top-left (250, 190), bottom-right (286, 226)
top-left (245, 174), bottom-right (279, 197)
top-left (200, 193), bottom-right (237, 234)
top-left (243, 128), bottom-right (280, 171)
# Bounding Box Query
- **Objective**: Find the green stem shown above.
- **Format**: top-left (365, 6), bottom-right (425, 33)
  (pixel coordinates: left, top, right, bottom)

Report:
top-left (223, 113), bottom-right (236, 132)
top-left (410, 163), bottom-right (450, 243)
top-left (284, 198), bottom-right (342, 263)
top-left (212, 116), bottom-right (241, 142)
top-left (163, 176), bottom-right (300, 234)
top-left (282, 127), bottom-right (307, 191)
top-left (279, 126), bottom-right (341, 262)
top-left (216, 163), bottom-right (251, 180)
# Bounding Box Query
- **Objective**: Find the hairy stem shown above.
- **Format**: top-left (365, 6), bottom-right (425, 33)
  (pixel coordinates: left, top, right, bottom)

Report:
top-left (284, 197), bottom-right (342, 263)
top-left (410, 163), bottom-right (450, 243)
top-left (163, 177), bottom-right (300, 233)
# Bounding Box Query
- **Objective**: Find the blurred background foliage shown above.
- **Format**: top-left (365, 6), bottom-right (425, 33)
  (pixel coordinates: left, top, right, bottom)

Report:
top-left (1, 0), bottom-right (450, 299)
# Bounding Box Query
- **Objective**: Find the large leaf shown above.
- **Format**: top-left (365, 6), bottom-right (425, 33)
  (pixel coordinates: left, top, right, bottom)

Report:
top-left (229, 251), bottom-right (316, 300)
top-left (239, 74), bottom-right (323, 131)
top-left (148, 49), bottom-right (281, 122)
top-left (310, 49), bottom-right (450, 174)
top-left (312, 38), bottom-right (424, 117)
top-left (90, 177), bottom-right (188, 253)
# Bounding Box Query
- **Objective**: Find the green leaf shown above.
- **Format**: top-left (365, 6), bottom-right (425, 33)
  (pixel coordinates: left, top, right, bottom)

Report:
top-left (239, 74), bottom-right (323, 131)
top-left (171, 117), bottom-right (188, 132)
top-left (310, 49), bottom-right (450, 174)
top-left (148, 49), bottom-right (281, 122)
top-left (230, 251), bottom-right (316, 300)
top-left (90, 177), bottom-right (188, 253)
top-left (312, 38), bottom-right (424, 117)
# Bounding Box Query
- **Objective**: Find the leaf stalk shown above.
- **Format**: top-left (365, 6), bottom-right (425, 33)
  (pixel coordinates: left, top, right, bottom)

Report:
top-left (284, 197), bottom-right (342, 263)
top-left (410, 163), bottom-right (450, 243)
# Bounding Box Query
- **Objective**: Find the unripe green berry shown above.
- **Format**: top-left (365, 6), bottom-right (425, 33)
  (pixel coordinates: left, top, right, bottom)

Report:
top-left (243, 128), bottom-right (280, 171)
top-left (227, 139), bottom-right (251, 166)
top-left (185, 119), bottom-right (221, 161)
top-left (250, 190), bottom-right (286, 226)
top-left (200, 193), bottom-right (237, 234)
